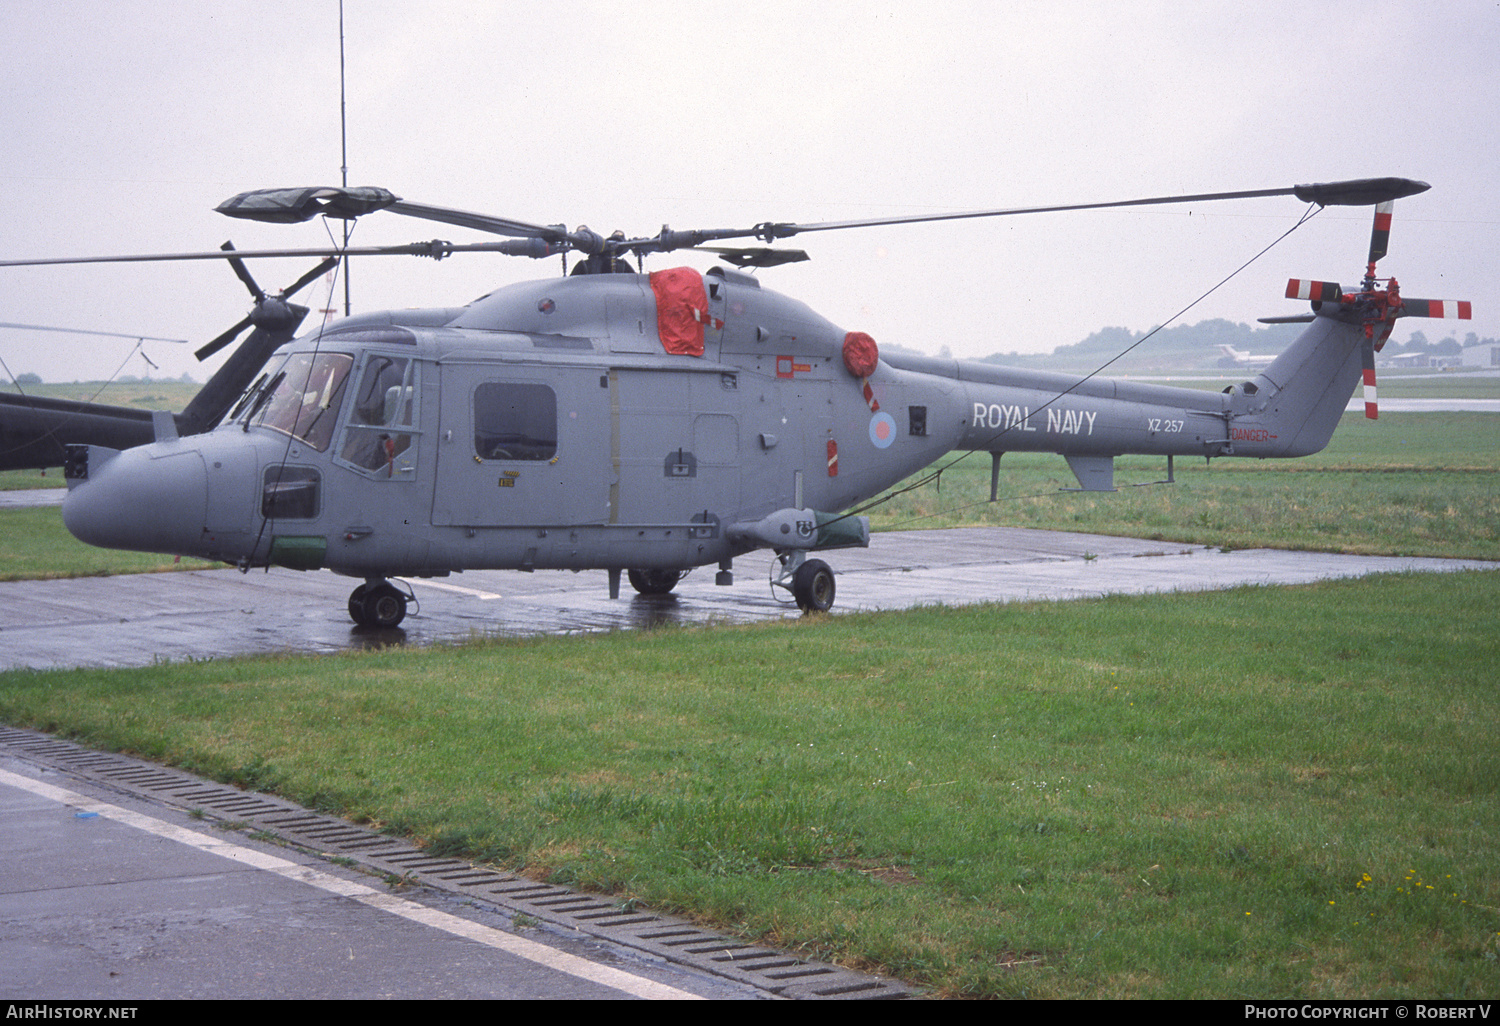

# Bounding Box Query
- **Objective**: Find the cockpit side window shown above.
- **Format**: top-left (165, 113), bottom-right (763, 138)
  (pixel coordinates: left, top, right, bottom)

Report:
top-left (336, 354), bottom-right (420, 477)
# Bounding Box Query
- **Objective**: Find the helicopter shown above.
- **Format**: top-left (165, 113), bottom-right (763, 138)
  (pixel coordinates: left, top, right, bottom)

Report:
top-left (0, 176), bottom-right (1472, 626)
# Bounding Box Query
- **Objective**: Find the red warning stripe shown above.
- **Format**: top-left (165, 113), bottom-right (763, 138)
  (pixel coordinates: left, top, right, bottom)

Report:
top-left (827, 439), bottom-right (839, 477)
top-left (690, 307), bottom-right (724, 330)
top-left (1403, 299), bottom-right (1473, 320)
top-left (861, 379), bottom-right (880, 413)
top-left (1285, 278), bottom-right (1343, 302)
top-left (1368, 200), bottom-right (1393, 264)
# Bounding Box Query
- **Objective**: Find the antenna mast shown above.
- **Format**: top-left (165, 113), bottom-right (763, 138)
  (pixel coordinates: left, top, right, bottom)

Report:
top-left (339, 0), bottom-right (351, 317)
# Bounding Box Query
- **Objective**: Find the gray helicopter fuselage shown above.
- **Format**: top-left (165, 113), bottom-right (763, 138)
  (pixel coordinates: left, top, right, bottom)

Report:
top-left (61, 263), bottom-right (1364, 583)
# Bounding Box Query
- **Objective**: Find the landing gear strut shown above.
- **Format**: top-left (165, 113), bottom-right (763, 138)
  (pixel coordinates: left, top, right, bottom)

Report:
top-left (773, 552), bottom-right (837, 613)
top-left (348, 580), bottom-right (410, 628)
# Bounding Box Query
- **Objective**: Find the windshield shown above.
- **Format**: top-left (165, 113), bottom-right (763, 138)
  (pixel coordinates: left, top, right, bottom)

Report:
top-left (247, 352), bottom-right (353, 451)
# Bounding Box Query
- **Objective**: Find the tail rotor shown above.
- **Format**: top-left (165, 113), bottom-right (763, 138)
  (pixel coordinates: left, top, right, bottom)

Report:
top-left (1285, 197), bottom-right (1471, 419)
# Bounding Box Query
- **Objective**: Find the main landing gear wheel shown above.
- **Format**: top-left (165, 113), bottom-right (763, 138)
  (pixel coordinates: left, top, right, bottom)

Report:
top-left (348, 581), bottom-right (408, 628)
top-left (627, 568), bottom-right (684, 595)
top-left (792, 558), bottom-right (836, 613)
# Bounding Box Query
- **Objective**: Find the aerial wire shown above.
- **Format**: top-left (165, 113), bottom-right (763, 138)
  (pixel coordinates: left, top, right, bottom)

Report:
top-left (829, 203), bottom-right (1326, 527)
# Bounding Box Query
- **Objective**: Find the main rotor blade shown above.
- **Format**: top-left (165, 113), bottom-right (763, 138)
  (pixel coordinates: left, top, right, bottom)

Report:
top-left (691, 246), bottom-right (810, 268)
top-left (216, 186), bottom-right (400, 224)
top-left (0, 239), bottom-right (550, 268)
top-left (753, 177), bottom-right (1432, 241)
top-left (216, 187), bottom-right (589, 249)
top-left (385, 201), bottom-right (571, 242)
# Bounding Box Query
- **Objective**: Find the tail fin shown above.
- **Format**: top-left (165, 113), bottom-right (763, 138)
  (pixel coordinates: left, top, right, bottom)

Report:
top-left (1237, 314), bottom-right (1364, 457)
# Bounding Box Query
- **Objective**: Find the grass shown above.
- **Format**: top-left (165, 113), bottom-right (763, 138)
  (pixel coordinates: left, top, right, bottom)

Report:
top-left (0, 379), bottom-right (199, 491)
top-left (1133, 372), bottom-right (1500, 400)
top-left (863, 412), bottom-right (1500, 560)
top-left (0, 507), bottom-right (219, 580)
top-left (0, 379), bottom-right (200, 407)
top-left (1, 572), bottom-right (1496, 998)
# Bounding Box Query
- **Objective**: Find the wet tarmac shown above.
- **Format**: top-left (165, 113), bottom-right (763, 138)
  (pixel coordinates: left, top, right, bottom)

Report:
top-left (1, 522), bottom-right (1494, 671)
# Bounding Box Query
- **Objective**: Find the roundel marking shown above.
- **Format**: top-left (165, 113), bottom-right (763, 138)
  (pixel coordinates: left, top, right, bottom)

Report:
top-left (868, 411), bottom-right (896, 449)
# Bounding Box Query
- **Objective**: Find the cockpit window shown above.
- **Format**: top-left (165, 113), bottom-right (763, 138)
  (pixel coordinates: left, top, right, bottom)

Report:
top-left (248, 352), bottom-right (353, 452)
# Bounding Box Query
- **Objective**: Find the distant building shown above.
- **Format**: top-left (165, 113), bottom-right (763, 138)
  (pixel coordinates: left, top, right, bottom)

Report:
top-left (1461, 343), bottom-right (1500, 368)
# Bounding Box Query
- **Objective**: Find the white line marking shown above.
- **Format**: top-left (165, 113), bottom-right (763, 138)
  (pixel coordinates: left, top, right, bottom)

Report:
top-left (414, 580), bottom-right (504, 600)
top-left (0, 767), bottom-right (701, 1000)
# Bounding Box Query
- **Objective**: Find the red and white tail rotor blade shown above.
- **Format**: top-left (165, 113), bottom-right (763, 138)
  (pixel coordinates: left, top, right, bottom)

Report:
top-left (1360, 338), bottom-right (1380, 420)
top-left (1367, 200), bottom-right (1394, 271)
top-left (1398, 298), bottom-right (1473, 321)
top-left (1285, 279), bottom-right (1344, 302)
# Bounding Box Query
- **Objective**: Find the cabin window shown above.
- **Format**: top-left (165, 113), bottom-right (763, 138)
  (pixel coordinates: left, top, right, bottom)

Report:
top-left (249, 352), bottom-right (353, 452)
top-left (337, 354), bottom-right (419, 477)
top-left (473, 383), bottom-right (557, 461)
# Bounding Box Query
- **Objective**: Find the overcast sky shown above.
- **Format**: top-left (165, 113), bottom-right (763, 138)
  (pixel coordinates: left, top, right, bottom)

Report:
top-left (1, 0), bottom-right (1495, 383)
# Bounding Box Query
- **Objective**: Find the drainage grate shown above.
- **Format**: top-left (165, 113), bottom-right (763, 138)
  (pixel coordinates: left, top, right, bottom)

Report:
top-left (0, 725), bottom-right (912, 999)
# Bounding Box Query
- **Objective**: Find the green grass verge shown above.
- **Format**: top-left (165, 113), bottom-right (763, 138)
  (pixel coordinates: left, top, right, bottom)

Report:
top-left (1137, 373), bottom-right (1500, 400)
top-left (873, 412), bottom-right (1500, 560)
top-left (2, 572), bottom-right (1497, 998)
top-left (0, 507), bottom-right (219, 580)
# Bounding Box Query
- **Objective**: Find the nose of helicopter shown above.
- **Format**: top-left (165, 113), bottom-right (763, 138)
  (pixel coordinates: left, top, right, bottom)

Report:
top-left (63, 444), bottom-right (209, 557)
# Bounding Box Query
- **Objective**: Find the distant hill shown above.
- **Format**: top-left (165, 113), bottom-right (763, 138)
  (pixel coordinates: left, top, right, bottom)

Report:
top-left (0, 380), bottom-right (201, 412)
top-left (977, 318), bottom-right (1304, 375)
top-left (978, 319), bottom-right (1500, 376)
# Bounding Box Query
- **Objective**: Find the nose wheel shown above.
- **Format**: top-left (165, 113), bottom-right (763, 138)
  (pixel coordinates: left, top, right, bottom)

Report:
top-left (348, 580), bottom-right (411, 628)
top-left (772, 552), bottom-right (837, 613)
